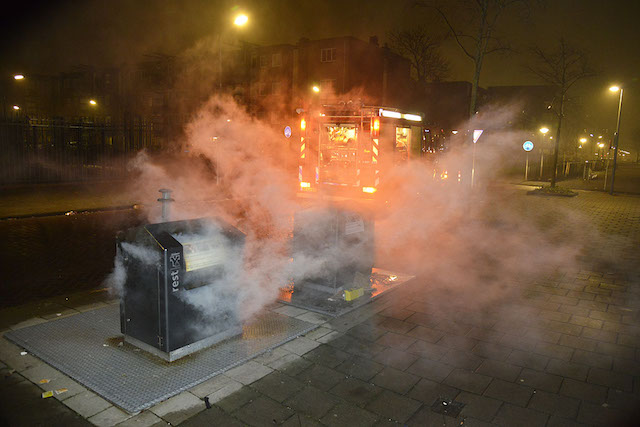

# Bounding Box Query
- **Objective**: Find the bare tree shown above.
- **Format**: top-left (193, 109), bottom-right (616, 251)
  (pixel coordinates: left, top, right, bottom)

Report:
top-left (388, 27), bottom-right (450, 83)
top-left (527, 38), bottom-right (595, 187)
top-left (420, 0), bottom-right (530, 117)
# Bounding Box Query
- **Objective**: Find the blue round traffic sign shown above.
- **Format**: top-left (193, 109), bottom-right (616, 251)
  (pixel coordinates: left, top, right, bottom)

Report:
top-left (523, 141), bottom-right (534, 152)
top-left (284, 126), bottom-right (292, 138)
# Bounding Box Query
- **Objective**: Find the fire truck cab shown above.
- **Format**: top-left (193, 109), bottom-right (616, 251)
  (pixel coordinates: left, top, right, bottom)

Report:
top-left (297, 104), bottom-right (425, 197)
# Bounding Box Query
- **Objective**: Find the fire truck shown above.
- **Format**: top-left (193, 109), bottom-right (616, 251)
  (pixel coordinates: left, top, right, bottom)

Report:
top-left (297, 104), bottom-right (427, 198)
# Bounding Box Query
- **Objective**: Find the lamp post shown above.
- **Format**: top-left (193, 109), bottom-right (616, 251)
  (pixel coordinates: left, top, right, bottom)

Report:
top-left (539, 127), bottom-right (549, 180)
top-left (609, 86), bottom-right (624, 195)
top-left (219, 13), bottom-right (249, 91)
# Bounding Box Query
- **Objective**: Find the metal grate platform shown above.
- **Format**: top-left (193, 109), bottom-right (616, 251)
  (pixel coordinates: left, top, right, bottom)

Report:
top-left (280, 268), bottom-right (414, 317)
top-left (5, 305), bottom-right (317, 413)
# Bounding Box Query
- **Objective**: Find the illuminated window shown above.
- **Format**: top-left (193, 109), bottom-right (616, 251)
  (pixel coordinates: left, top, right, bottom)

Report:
top-left (320, 48), bottom-right (336, 62)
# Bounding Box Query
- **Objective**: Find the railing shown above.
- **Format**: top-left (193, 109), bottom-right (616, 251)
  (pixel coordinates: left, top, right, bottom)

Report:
top-left (0, 117), bottom-right (167, 184)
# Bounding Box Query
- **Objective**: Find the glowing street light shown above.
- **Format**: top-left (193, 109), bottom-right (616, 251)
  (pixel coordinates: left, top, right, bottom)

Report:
top-left (598, 143), bottom-right (605, 148)
top-left (12, 105), bottom-right (19, 110)
top-left (608, 85), bottom-right (624, 195)
top-left (13, 74), bottom-right (24, 80)
top-left (312, 85), bottom-right (320, 93)
top-left (539, 127), bottom-right (549, 134)
top-left (234, 13), bottom-right (248, 26)
top-left (579, 137), bottom-right (587, 143)
top-left (89, 99), bottom-right (97, 106)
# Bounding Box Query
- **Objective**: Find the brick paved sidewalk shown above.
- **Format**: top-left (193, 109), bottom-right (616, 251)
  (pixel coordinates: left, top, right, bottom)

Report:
top-left (1, 188), bottom-right (639, 426)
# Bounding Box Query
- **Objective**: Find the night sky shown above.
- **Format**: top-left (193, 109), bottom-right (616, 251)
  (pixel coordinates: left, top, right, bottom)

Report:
top-left (1, 0), bottom-right (638, 144)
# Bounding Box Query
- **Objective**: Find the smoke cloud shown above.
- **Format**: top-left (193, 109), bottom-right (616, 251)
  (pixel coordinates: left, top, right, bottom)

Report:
top-left (105, 92), bottom-right (594, 337)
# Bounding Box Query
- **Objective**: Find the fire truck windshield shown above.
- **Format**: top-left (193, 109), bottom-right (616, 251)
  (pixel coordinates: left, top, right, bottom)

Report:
top-left (320, 124), bottom-right (359, 185)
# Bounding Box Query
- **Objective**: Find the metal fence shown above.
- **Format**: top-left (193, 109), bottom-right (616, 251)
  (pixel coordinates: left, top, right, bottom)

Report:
top-left (0, 117), bottom-right (167, 184)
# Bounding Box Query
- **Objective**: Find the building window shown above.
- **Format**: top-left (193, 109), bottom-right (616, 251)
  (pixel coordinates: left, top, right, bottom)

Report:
top-left (320, 48), bottom-right (336, 62)
top-left (272, 53), bottom-right (282, 67)
top-left (251, 54), bottom-right (259, 68)
top-left (259, 83), bottom-right (268, 96)
top-left (260, 55), bottom-right (269, 67)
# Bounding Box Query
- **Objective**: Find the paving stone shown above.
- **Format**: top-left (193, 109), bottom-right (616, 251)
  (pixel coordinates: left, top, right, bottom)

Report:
top-left (407, 357), bottom-right (455, 382)
top-left (557, 334), bottom-right (597, 352)
top-left (204, 380), bottom-right (243, 405)
top-left (377, 317), bottom-right (416, 334)
top-left (559, 305), bottom-right (590, 318)
top-left (559, 378), bottom-right (607, 403)
top-left (225, 360), bottom-right (273, 385)
top-left (442, 348), bottom-right (483, 370)
top-left (524, 328), bottom-right (562, 344)
top-left (527, 389), bottom-right (580, 419)
top-left (533, 341), bottom-right (574, 361)
top-left (62, 390), bottom-right (112, 418)
top-left (296, 364), bottom-right (345, 391)
top-left (516, 368), bottom-right (562, 393)
top-left (296, 311), bottom-right (330, 325)
top-left (435, 320), bottom-right (474, 336)
top-left (281, 413), bottom-right (323, 427)
top-left (492, 403), bottom-right (549, 427)
top-left (406, 326), bottom-right (444, 343)
top-left (587, 367), bottom-right (634, 392)
top-left (404, 312), bottom-right (442, 329)
top-left (252, 347), bottom-right (291, 365)
top-left (375, 332), bottom-right (416, 350)
top-left (471, 341), bottom-right (512, 361)
top-left (606, 388), bottom-right (640, 410)
top-left (544, 320), bottom-right (583, 336)
top-left (483, 378), bottom-right (534, 406)
top-left (21, 363), bottom-right (65, 384)
top-left (285, 385), bottom-right (340, 418)
top-left (379, 306), bottom-right (415, 321)
top-left (594, 341), bottom-right (636, 359)
top-left (506, 349), bottom-right (549, 371)
top-left (302, 344), bottom-right (351, 368)
top-left (498, 333), bottom-right (537, 352)
top-left (305, 326), bottom-right (333, 341)
top-left (576, 400), bottom-right (629, 426)
top-left (545, 359), bottom-right (589, 382)
top-left (371, 366), bottom-right (419, 394)
top-left (316, 330), bottom-right (342, 344)
top-left (281, 336), bottom-right (321, 356)
top-left (454, 391), bottom-right (502, 422)
top-left (329, 377), bottom-right (382, 407)
top-left (251, 371), bottom-right (305, 402)
top-left (39, 375), bottom-right (86, 402)
top-left (320, 402), bottom-right (379, 427)
top-left (436, 334), bottom-right (479, 352)
top-left (117, 411), bottom-right (165, 427)
top-left (612, 357), bottom-right (640, 376)
top-left (405, 339), bottom-right (449, 360)
top-left (373, 347), bottom-right (419, 370)
top-left (336, 355), bottom-right (384, 381)
top-left (570, 315), bottom-right (603, 329)
top-left (475, 359), bottom-right (522, 382)
top-left (365, 390), bottom-right (422, 423)
top-left (88, 406), bottom-right (131, 426)
top-left (347, 323), bottom-right (387, 342)
top-left (234, 396), bottom-right (294, 426)
top-left (333, 334), bottom-right (386, 358)
top-left (617, 333), bottom-right (640, 348)
top-left (545, 415), bottom-right (588, 427)
top-left (466, 327), bottom-right (504, 344)
top-left (150, 391), bottom-right (203, 425)
top-left (571, 349), bottom-right (613, 370)
top-left (443, 369), bottom-right (492, 395)
top-left (215, 386), bottom-right (260, 413)
top-left (407, 377), bottom-right (459, 404)
top-left (268, 353), bottom-right (313, 375)
top-left (190, 374), bottom-right (237, 399)
top-left (581, 327), bottom-right (617, 343)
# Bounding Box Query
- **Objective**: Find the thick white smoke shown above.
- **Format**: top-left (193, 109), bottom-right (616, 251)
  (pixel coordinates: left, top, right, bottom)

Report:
top-left (104, 94), bottom-right (592, 332)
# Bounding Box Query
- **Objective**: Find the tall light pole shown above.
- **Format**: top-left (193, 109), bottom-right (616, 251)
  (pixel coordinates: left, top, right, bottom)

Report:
top-left (219, 13), bottom-right (249, 91)
top-left (539, 127), bottom-right (549, 180)
top-left (609, 85), bottom-right (624, 195)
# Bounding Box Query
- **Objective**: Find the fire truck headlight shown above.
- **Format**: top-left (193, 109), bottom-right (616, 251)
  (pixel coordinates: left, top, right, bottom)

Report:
top-left (362, 187), bottom-right (377, 194)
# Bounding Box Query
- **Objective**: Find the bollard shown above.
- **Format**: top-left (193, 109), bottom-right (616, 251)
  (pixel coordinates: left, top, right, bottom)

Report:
top-left (157, 189), bottom-right (174, 222)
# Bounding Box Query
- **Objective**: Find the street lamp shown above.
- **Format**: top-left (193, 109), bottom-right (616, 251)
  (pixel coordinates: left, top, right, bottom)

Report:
top-left (539, 127), bottom-right (549, 180)
top-left (12, 105), bottom-right (19, 110)
top-left (13, 74), bottom-right (24, 80)
top-left (608, 85), bottom-right (624, 195)
top-left (89, 99), bottom-right (97, 106)
top-left (219, 13), bottom-right (249, 91)
top-left (234, 14), bottom-right (248, 26)
top-left (312, 85), bottom-right (320, 93)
